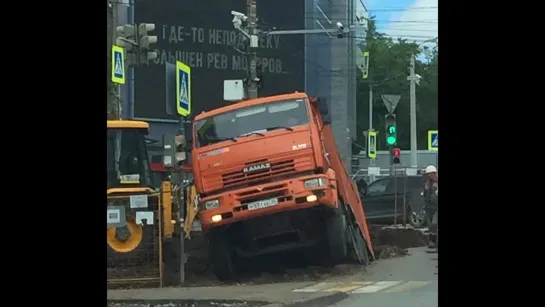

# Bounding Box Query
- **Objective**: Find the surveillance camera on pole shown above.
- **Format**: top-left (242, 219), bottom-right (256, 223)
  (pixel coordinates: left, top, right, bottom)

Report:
top-left (336, 22), bottom-right (345, 38)
top-left (138, 23), bottom-right (158, 64)
top-left (231, 11), bottom-right (251, 39)
top-left (231, 11), bottom-right (248, 21)
top-left (414, 74), bottom-right (422, 86)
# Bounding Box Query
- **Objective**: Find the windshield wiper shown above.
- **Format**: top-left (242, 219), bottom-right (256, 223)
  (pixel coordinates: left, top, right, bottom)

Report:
top-left (207, 136), bottom-right (237, 143)
top-left (238, 131), bottom-right (266, 138)
top-left (266, 126), bottom-right (294, 132)
top-left (219, 137), bottom-right (238, 142)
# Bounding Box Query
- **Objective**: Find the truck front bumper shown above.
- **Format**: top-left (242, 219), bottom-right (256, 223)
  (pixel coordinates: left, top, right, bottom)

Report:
top-left (199, 173), bottom-right (338, 232)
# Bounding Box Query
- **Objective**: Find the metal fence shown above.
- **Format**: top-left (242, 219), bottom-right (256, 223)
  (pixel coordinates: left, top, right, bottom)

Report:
top-left (107, 192), bottom-right (163, 287)
top-left (351, 165), bottom-right (421, 183)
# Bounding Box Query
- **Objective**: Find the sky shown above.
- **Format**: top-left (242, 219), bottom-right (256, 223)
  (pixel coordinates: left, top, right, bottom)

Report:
top-left (363, 0), bottom-right (438, 45)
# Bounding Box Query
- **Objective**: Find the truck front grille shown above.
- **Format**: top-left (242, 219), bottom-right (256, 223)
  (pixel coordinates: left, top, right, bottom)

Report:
top-left (222, 159), bottom-right (295, 187)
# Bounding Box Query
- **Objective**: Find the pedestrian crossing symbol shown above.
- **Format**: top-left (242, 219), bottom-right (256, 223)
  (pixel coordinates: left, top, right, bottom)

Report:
top-left (176, 61), bottom-right (191, 117)
top-left (111, 45), bottom-right (125, 84)
top-left (427, 130), bottom-right (438, 152)
top-left (367, 130), bottom-right (377, 159)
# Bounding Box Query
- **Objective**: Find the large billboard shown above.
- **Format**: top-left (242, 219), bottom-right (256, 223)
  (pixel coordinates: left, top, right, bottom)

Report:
top-left (134, 0), bottom-right (305, 121)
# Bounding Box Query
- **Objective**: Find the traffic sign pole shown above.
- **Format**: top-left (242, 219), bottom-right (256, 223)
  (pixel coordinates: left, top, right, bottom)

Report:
top-left (175, 60), bottom-right (191, 285)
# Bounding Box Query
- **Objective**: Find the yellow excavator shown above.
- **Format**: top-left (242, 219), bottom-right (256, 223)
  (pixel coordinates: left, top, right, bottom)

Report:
top-left (107, 120), bottom-right (163, 285)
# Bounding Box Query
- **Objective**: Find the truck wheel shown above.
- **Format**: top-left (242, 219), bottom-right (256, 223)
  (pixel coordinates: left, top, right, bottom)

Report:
top-left (320, 207), bottom-right (348, 266)
top-left (348, 223), bottom-right (370, 266)
top-left (208, 230), bottom-right (237, 281)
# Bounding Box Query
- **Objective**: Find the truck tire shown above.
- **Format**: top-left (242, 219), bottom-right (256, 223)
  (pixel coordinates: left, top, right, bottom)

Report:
top-left (320, 207), bottom-right (348, 266)
top-left (208, 230), bottom-right (237, 281)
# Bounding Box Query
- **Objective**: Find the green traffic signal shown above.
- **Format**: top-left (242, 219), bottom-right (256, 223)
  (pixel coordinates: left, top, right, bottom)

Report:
top-left (386, 124), bottom-right (397, 145)
top-left (388, 125), bottom-right (396, 134)
top-left (387, 135), bottom-right (397, 145)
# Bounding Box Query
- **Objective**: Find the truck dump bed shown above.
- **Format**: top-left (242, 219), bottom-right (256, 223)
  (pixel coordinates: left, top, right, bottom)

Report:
top-left (322, 125), bottom-right (375, 260)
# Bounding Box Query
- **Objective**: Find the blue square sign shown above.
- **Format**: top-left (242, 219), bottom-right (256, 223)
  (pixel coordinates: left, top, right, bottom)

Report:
top-left (428, 130), bottom-right (438, 152)
top-left (111, 45), bottom-right (125, 84)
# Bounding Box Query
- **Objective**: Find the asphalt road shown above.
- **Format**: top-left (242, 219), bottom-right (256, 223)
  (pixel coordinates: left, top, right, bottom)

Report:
top-left (329, 247), bottom-right (438, 307)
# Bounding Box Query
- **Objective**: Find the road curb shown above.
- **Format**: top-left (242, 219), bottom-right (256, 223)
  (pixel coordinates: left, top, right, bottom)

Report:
top-left (107, 292), bottom-right (349, 307)
top-left (107, 299), bottom-right (270, 306)
top-left (286, 292), bottom-right (349, 307)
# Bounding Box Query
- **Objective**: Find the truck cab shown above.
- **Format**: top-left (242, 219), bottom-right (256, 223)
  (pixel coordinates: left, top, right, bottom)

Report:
top-left (191, 93), bottom-right (373, 280)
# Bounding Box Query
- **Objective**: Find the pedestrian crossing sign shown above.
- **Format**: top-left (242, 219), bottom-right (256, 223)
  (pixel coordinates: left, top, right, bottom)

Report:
top-left (176, 61), bottom-right (191, 117)
top-left (111, 45), bottom-right (125, 84)
top-left (427, 130), bottom-right (438, 152)
top-left (367, 130), bottom-right (377, 159)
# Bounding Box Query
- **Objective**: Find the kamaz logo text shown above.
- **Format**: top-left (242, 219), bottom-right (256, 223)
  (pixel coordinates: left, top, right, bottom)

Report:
top-left (243, 163), bottom-right (271, 173)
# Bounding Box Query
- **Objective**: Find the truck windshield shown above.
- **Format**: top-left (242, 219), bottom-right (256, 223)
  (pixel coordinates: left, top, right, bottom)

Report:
top-left (195, 99), bottom-right (309, 147)
top-left (107, 128), bottom-right (153, 189)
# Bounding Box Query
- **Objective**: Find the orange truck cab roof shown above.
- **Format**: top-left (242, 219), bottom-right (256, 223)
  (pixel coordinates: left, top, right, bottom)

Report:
top-left (194, 92), bottom-right (309, 121)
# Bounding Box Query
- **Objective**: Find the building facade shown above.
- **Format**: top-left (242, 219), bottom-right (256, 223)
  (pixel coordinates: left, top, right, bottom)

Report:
top-left (114, 0), bottom-right (368, 158)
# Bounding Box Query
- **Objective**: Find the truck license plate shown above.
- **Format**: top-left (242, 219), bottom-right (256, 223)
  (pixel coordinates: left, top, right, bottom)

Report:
top-left (247, 198), bottom-right (279, 211)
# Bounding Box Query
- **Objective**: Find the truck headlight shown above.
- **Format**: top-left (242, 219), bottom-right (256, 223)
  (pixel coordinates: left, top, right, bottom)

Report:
top-left (203, 199), bottom-right (219, 210)
top-left (304, 178), bottom-right (326, 189)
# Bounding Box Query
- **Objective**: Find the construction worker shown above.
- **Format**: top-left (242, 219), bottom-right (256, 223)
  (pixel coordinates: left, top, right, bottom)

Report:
top-left (423, 165), bottom-right (438, 250)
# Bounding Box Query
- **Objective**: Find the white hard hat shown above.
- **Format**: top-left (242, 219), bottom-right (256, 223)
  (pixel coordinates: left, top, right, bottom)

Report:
top-left (425, 165), bottom-right (437, 174)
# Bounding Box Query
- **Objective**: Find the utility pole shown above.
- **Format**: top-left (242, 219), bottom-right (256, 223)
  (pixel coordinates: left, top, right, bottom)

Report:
top-left (231, 9), bottom-right (352, 100)
top-left (368, 83), bottom-right (375, 181)
top-left (407, 54), bottom-right (418, 167)
top-left (108, 1), bottom-right (125, 119)
top-left (368, 83), bottom-right (374, 161)
top-left (246, 0), bottom-right (259, 99)
top-left (107, 1), bottom-right (120, 119)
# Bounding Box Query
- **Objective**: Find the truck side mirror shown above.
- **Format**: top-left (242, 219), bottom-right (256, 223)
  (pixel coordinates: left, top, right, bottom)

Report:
top-left (322, 114), bottom-right (331, 125)
top-left (317, 98), bottom-right (329, 116)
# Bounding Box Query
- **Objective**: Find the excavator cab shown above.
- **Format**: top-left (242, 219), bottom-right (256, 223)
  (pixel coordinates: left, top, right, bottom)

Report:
top-left (107, 120), bottom-right (153, 190)
top-left (107, 120), bottom-right (162, 286)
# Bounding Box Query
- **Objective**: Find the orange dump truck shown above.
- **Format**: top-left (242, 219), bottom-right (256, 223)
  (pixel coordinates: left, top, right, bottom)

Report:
top-left (191, 92), bottom-right (375, 280)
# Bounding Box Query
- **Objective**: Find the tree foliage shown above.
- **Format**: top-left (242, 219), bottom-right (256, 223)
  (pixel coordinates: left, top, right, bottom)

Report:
top-left (354, 17), bottom-right (438, 152)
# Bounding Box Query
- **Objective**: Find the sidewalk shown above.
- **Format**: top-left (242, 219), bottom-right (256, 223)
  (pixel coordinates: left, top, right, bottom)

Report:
top-left (108, 282), bottom-right (348, 307)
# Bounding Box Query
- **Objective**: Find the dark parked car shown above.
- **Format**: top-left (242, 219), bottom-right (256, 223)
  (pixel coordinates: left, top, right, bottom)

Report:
top-left (358, 176), bottom-right (427, 227)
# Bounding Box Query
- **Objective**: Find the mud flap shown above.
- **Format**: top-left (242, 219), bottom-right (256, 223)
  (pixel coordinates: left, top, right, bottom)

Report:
top-left (343, 204), bottom-right (372, 264)
top-left (348, 223), bottom-right (369, 265)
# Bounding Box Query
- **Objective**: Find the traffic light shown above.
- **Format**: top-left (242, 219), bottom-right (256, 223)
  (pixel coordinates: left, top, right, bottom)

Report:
top-left (392, 147), bottom-right (401, 164)
top-left (115, 24), bottom-right (138, 66)
top-left (115, 24), bottom-right (136, 52)
top-left (384, 114), bottom-right (397, 146)
top-left (138, 23), bottom-right (158, 64)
